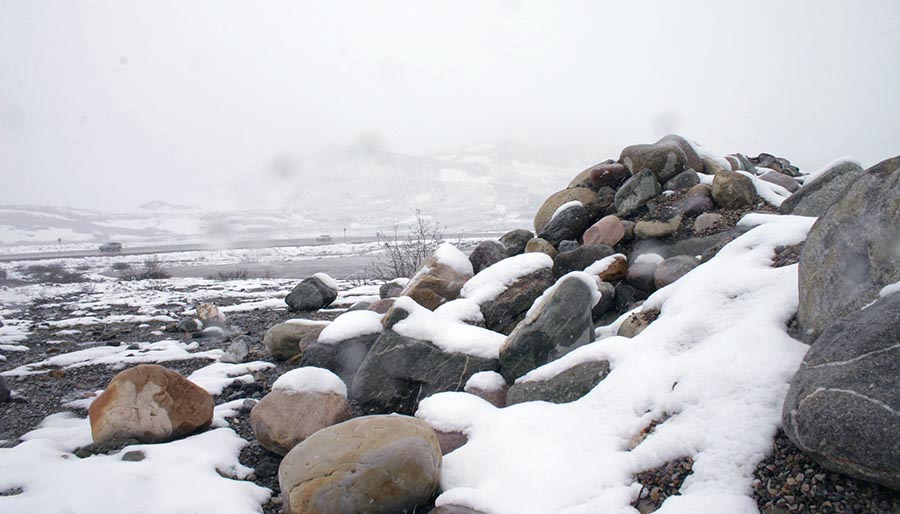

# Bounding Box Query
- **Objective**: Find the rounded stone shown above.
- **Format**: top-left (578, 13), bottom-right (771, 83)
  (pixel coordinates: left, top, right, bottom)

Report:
top-left (524, 238), bottom-right (558, 258)
top-left (711, 171), bottom-right (756, 209)
top-left (250, 390), bottom-right (352, 455)
top-left (653, 255), bottom-right (699, 289)
top-left (278, 415), bottom-right (442, 514)
top-left (582, 215), bottom-right (626, 247)
top-left (533, 187), bottom-right (603, 234)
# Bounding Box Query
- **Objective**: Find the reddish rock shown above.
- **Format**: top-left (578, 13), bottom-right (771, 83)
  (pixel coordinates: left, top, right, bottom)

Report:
top-left (589, 163), bottom-right (631, 190)
top-left (583, 215), bottom-right (626, 247)
top-left (250, 389), bottom-right (352, 455)
top-left (88, 364), bottom-right (214, 445)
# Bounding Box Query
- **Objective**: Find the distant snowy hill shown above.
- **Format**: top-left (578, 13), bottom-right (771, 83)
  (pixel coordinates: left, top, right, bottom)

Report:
top-left (0, 144), bottom-right (582, 245)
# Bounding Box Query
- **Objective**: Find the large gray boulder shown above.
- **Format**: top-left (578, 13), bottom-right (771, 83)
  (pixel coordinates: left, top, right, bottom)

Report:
top-left (614, 169), bottom-right (661, 218)
top-left (478, 267), bottom-right (555, 334)
top-left (499, 229), bottom-right (534, 257)
top-left (468, 240), bottom-right (507, 274)
top-left (779, 159), bottom-right (866, 216)
top-left (783, 292), bottom-right (900, 490)
top-left (538, 203), bottom-right (591, 247)
top-left (620, 141), bottom-right (688, 183)
top-left (299, 333), bottom-right (379, 389)
top-left (507, 360), bottom-right (610, 405)
top-left (285, 274), bottom-right (339, 311)
top-left (798, 156), bottom-right (900, 343)
top-left (498, 275), bottom-right (597, 383)
top-left (263, 320), bottom-right (329, 361)
top-left (278, 415), bottom-right (441, 514)
top-left (552, 244), bottom-right (616, 277)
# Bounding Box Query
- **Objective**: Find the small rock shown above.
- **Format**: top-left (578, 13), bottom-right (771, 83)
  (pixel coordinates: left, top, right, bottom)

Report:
top-left (538, 203), bottom-right (591, 247)
top-left (759, 170), bottom-right (801, 193)
top-left (220, 336), bottom-right (252, 364)
top-left (553, 244), bottom-right (616, 277)
top-left (524, 237), bottom-right (558, 258)
top-left (121, 450), bottom-right (146, 462)
top-left (379, 278), bottom-right (407, 299)
top-left (664, 170), bottom-right (700, 191)
top-left (711, 171), bottom-right (756, 209)
top-left (557, 240), bottom-right (580, 253)
top-left (582, 215), bottom-right (626, 247)
top-left (635, 215), bottom-right (682, 239)
top-left (499, 229), bottom-right (534, 257)
top-left (263, 320), bottom-right (329, 361)
top-left (693, 212), bottom-right (725, 232)
top-left (468, 240), bottom-right (507, 274)
top-left (400, 244), bottom-right (473, 310)
top-left (195, 303), bottom-right (223, 324)
top-left (654, 255), bottom-right (699, 289)
top-left (285, 274), bottom-right (339, 311)
top-left (176, 317), bottom-right (203, 333)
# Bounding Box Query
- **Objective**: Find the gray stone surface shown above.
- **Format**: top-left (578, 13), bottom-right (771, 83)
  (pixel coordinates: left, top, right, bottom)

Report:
top-left (379, 280), bottom-right (405, 299)
top-left (798, 156), bottom-right (900, 343)
top-left (663, 170), bottom-right (700, 191)
top-left (552, 244), bottom-right (616, 277)
top-left (693, 212), bottom-right (724, 232)
top-left (538, 203), bottom-right (591, 247)
top-left (657, 134), bottom-right (704, 174)
top-left (300, 333), bottom-right (380, 389)
top-left (278, 415), bottom-right (441, 514)
top-left (592, 281), bottom-right (616, 321)
top-left (351, 329), bottom-right (498, 415)
top-left (0, 375), bottom-right (10, 403)
top-left (285, 275), bottom-right (338, 311)
top-left (654, 255), bottom-right (699, 289)
top-left (675, 192), bottom-right (715, 217)
top-left (468, 240), bottom-right (507, 274)
top-left (779, 159), bottom-right (866, 217)
top-left (499, 275), bottom-right (596, 383)
top-left (220, 336), bottom-right (251, 364)
top-left (507, 360), bottom-right (610, 405)
top-left (557, 240), bottom-right (580, 253)
top-left (500, 229), bottom-right (535, 257)
top-left (615, 169), bottom-right (662, 218)
top-left (620, 141), bottom-right (688, 183)
top-left (480, 267), bottom-right (555, 334)
top-left (783, 292), bottom-right (900, 490)
top-left (263, 321), bottom-right (329, 361)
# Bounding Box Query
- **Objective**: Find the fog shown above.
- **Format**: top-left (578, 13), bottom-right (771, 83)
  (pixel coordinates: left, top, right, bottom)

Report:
top-left (2, 0), bottom-right (899, 212)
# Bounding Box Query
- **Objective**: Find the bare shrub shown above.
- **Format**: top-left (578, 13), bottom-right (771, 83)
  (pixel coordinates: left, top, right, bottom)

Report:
top-left (22, 263), bottom-right (87, 284)
top-left (120, 257), bottom-right (171, 281)
top-left (111, 262), bottom-right (131, 271)
top-left (206, 268), bottom-right (251, 281)
top-left (368, 210), bottom-right (445, 280)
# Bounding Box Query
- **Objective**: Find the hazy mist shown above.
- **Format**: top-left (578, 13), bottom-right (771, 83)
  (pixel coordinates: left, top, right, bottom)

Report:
top-left (2, 0), bottom-right (899, 211)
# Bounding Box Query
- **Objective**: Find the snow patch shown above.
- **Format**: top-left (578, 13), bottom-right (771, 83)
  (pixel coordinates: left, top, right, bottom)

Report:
top-left (312, 272), bottom-right (339, 291)
top-left (461, 253), bottom-right (553, 305)
top-left (391, 297), bottom-right (506, 359)
top-left (317, 310), bottom-right (384, 344)
top-left (465, 371), bottom-right (507, 393)
top-left (272, 367), bottom-right (348, 398)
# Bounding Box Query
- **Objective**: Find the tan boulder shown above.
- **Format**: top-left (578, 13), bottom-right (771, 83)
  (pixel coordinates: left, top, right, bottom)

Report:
top-left (196, 303), bottom-right (223, 324)
top-left (278, 415), bottom-right (442, 514)
top-left (400, 244), bottom-right (473, 310)
top-left (88, 364), bottom-right (213, 445)
top-left (533, 187), bottom-right (603, 234)
top-left (524, 237), bottom-right (558, 258)
top-left (263, 320), bottom-right (330, 361)
top-left (250, 389), bottom-right (352, 455)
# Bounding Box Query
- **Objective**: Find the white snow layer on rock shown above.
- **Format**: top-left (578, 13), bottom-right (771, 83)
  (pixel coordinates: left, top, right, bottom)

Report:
top-left (317, 310), bottom-right (384, 344)
top-left (525, 271), bottom-right (601, 319)
top-left (312, 272), bottom-right (339, 291)
top-left (391, 296), bottom-right (505, 359)
top-left (272, 367), bottom-right (348, 397)
top-left (582, 253), bottom-right (626, 276)
top-left (549, 200), bottom-right (583, 224)
top-left (0, 409), bottom-right (269, 514)
top-left (434, 299), bottom-right (485, 325)
top-left (431, 243), bottom-right (474, 276)
top-left (465, 371), bottom-right (507, 393)
top-left (696, 170), bottom-right (791, 207)
top-left (416, 214), bottom-right (815, 514)
top-left (460, 253), bottom-right (554, 305)
top-left (799, 156), bottom-right (860, 185)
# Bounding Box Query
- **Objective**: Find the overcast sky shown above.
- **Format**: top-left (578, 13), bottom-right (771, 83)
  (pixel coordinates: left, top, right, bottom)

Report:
top-left (2, 0), bottom-right (899, 211)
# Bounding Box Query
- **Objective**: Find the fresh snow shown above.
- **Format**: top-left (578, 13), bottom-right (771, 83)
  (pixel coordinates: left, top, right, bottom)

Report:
top-left (465, 371), bottom-right (507, 393)
top-left (880, 281), bottom-right (900, 298)
top-left (317, 310), bottom-right (384, 344)
top-left (434, 298), bottom-right (485, 325)
top-left (416, 214), bottom-right (816, 514)
top-left (460, 253), bottom-right (553, 305)
top-left (391, 296), bottom-right (506, 359)
top-left (187, 361), bottom-right (276, 395)
top-left (696, 169), bottom-right (791, 207)
top-left (430, 243), bottom-right (474, 276)
top-left (312, 272), bottom-right (339, 291)
top-left (583, 253), bottom-right (626, 276)
top-left (272, 367), bottom-right (348, 398)
top-left (549, 200), bottom-right (583, 224)
top-left (800, 156), bottom-right (860, 185)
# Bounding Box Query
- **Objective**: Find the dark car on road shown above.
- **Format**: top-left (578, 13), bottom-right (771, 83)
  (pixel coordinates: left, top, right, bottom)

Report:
top-left (99, 242), bottom-right (123, 253)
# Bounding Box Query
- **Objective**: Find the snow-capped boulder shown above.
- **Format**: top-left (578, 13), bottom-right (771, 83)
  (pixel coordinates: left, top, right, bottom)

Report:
top-left (263, 319), bottom-right (330, 361)
top-left (507, 360), bottom-right (610, 406)
top-left (711, 171), bottom-right (756, 209)
top-left (751, 152), bottom-right (800, 176)
top-left (250, 368), bottom-right (352, 455)
top-left (524, 237), bottom-right (557, 258)
top-left (783, 292), bottom-right (900, 490)
top-left (285, 273), bottom-right (339, 311)
top-left (620, 141), bottom-right (688, 183)
top-left (299, 310), bottom-right (384, 388)
top-left (583, 253), bottom-right (628, 283)
top-left (552, 244), bottom-right (616, 277)
top-left (460, 253), bottom-right (555, 334)
top-left (88, 364), bottom-right (214, 445)
top-left (498, 273), bottom-right (598, 383)
top-left (499, 229), bottom-right (534, 257)
top-left (779, 158), bottom-right (865, 216)
top-left (464, 371), bottom-right (508, 408)
top-left (614, 169), bottom-right (661, 218)
top-left (350, 298), bottom-right (501, 414)
top-left (220, 335), bottom-right (251, 364)
top-left (537, 202), bottom-right (591, 247)
top-left (468, 240), bottom-right (507, 274)
top-left (798, 155), bottom-right (900, 343)
top-left (582, 215), bottom-right (625, 247)
top-left (400, 243), bottom-right (473, 310)
top-left (654, 255), bottom-right (699, 289)
top-left (278, 415), bottom-right (441, 514)
top-left (533, 187), bottom-right (606, 234)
